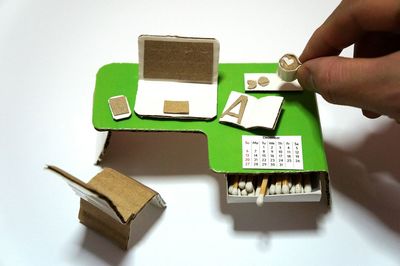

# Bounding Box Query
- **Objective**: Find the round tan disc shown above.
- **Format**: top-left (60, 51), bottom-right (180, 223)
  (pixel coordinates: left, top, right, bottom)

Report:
top-left (247, 79), bottom-right (257, 89)
top-left (258, 76), bottom-right (270, 87)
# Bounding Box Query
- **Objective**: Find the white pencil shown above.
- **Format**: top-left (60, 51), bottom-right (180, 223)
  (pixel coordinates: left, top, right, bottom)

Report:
top-left (238, 176), bottom-right (246, 190)
top-left (295, 175), bottom-right (302, 193)
top-left (304, 174), bottom-right (312, 193)
top-left (282, 175), bottom-right (289, 194)
top-left (256, 175), bottom-right (269, 207)
top-left (275, 176), bottom-right (282, 194)
top-left (269, 176), bottom-right (276, 195)
top-left (255, 176), bottom-right (262, 196)
top-left (245, 176), bottom-right (254, 193)
top-left (229, 175), bottom-right (239, 195)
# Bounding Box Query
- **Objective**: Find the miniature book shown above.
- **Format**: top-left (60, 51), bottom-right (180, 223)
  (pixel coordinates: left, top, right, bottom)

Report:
top-left (219, 91), bottom-right (284, 130)
top-left (134, 35), bottom-right (220, 120)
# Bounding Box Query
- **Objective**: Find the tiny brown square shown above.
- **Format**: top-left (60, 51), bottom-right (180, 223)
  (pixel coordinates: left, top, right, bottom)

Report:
top-left (163, 100), bottom-right (189, 114)
top-left (109, 96), bottom-right (129, 116)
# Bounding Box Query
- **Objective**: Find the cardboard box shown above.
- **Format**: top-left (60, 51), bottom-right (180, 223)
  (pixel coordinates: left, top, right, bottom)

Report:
top-left (225, 172), bottom-right (328, 204)
top-left (47, 165), bottom-right (166, 249)
top-left (92, 53), bottom-right (330, 205)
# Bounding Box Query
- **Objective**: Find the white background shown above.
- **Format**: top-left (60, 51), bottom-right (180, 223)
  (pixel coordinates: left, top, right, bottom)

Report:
top-left (1, 0), bottom-right (399, 265)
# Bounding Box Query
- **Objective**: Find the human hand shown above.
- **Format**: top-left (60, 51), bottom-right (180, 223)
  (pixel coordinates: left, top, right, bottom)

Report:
top-left (297, 0), bottom-right (400, 120)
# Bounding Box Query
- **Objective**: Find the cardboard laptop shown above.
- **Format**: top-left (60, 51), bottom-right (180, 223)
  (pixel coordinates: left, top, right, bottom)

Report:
top-left (134, 35), bottom-right (220, 120)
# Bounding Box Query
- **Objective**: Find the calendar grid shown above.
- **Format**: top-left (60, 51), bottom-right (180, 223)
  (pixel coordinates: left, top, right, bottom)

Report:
top-left (242, 136), bottom-right (303, 170)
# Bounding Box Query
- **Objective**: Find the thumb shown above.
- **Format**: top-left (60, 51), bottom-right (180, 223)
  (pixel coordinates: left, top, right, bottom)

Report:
top-left (297, 53), bottom-right (400, 119)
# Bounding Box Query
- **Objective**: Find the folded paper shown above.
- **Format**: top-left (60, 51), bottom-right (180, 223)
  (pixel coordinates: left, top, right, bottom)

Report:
top-left (46, 165), bottom-right (166, 250)
top-left (219, 91), bottom-right (284, 130)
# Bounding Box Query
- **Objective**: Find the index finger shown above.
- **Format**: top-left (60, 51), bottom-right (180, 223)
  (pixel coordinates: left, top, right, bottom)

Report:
top-left (300, 0), bottom-right (400, 62)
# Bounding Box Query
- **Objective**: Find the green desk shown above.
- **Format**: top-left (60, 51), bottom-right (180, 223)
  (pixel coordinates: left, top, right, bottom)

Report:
top-left (93, 63), bottom-right (328, 174)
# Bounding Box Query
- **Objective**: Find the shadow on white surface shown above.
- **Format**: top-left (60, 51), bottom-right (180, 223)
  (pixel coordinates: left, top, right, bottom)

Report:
top-left (99, 131), bottom-right (329, 232)
top-left (325, 122), bottom-right (400, 234)
top-left (76, 203), bottom-right (165, 266)
top-left (128, 201), bottom-right (166, 248)
top-left (98, 131), bottom-right (211, 176)
top-left (214, 174), bottom-right (329, 232)
top-left (78, 228), bottom-right (127, 266)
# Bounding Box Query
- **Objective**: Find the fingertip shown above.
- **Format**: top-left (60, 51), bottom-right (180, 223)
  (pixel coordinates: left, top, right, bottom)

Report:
top-left (297, 64), bottom-right (317, 92)
top-left (362, 109), bottom-right (381, 119)
top-left (298, 53), bottom-right (307, 64)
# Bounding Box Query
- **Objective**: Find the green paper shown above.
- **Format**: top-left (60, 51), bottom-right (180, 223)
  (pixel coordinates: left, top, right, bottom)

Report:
top-left (93, 63), bottom-right (328, 174)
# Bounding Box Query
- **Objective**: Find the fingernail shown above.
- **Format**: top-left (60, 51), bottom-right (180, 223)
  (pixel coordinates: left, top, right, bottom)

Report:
top-left (298, 65), bottom-right (317, 92)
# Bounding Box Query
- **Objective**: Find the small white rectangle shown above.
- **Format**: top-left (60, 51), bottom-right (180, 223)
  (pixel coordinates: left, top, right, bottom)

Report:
top-left (244, 73), bottom-right (302, 92)
top-left (242, 136), bottom-right (303, 169)
top-left (134, 79), bottom-right (217, 119)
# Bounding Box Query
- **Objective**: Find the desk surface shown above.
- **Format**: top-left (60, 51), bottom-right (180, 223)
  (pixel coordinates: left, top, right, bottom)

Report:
top-left (93, 63), bottom-right (327, 173)
top-left (1, 0), bottom-right (399, 266)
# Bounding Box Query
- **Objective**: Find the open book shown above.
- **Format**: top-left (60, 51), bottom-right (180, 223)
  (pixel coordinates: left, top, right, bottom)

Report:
top-left (219, 91), bottom-right (284, 130)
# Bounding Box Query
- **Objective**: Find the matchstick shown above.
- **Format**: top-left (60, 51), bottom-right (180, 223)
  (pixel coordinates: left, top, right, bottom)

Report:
top-left (256, 175), bottom-right (269, 207)
top-left (295, 174), bottom-right (303, 193)
top-left (245, 176), bottom-right (254, 193)
top-left (269, 176), bottom-right (276, 195)
top-left (232, 175), bottom-right (239, 195)
top-left (288, 176), bottom-right (292, 189)
top-left (290, 181), bottom-right (296, 193)
top-left (304, 174), bottom-right (312, 193)
top-left (282, 175), bottom-right (289, 194)
top-left (275, 176), bottom-right (282, 194)
top-left (228, 175), bottom-right (239, 195)
top-left (255, 176), bottom-right (262, 196)
top-left (238, 175), bottom-right (246, 190)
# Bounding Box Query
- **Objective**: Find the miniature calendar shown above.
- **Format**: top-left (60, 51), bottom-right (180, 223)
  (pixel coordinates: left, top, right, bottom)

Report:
top-left (242, 136), bottom-right (303, 170)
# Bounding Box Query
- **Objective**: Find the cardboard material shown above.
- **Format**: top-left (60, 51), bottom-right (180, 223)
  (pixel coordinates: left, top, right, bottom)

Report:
top-left (244, 73), bottom-right (302, 92)
top-left (108, 95), bottom-right (132, 120)
top-left (244, 73), bottom-right (303, 92)
top-left (135, 35), bottom-right (220, 120)
top-left (277, 54), bottom-right (302, 82)
top-left (93, 63), bottom-right (328, 174)
top-left (163, 100), bottom-right (189, 114)
top-left (92, 63), bottom-right (330, 204)
top-left (226, 172), bottom-right (324, 203)
top-left (138, 35), bottom-right (219, 83)
top-left (219, 91), bottom-right (284, 130)
top-left (47, 165), bottom-right (166, 249)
